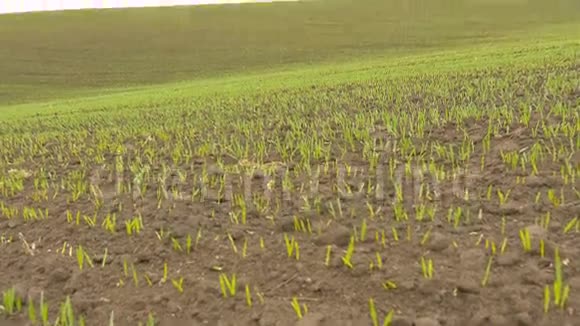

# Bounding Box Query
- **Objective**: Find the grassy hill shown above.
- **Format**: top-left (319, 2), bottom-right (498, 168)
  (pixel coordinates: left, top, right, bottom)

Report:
top-left (0, 0), bottom-right (578, 106)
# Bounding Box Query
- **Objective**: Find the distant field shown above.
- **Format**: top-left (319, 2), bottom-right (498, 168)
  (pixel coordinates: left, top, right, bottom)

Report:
top-left (0, 1), bottom-right (579, 326)
top-left (0, 0), bottom-right (579, 105)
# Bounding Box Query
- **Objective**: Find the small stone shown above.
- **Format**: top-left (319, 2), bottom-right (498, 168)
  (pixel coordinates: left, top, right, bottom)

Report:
top-left (152, 294), bottom-right (167, 304)
top-left (521, 264), bottom-right (552, 286)
top-left (7, 220), bottom-right (20, 228)
top-left (49, 267), bottom-right (71, 283)
top-left (514, 312), bottom-right (533, 326)
top-left (314, 224), bottom-right (351, 247)
top-left (63, 271), bottom-right (83, 295)
top-left (136, 252), bottom-right (151, 263)
top-left (426, 232), bottom-right (449, 252)
top-left (460, 249), bottom-right (486, 269)
top-left (312, 281), bottom-right (323, 292)
top-left (201, 280), bottom-right (221, 297)
top-left (496, 252), bottom-right (521, 266)
top-left (548, 221), bottom-right (562, 233)
top-left (167, 300), bottom-right (182, 314)
top-left (250, 311), bottom-right (262, 322)
top-left (399, 280), bottom-right (415, 291)
top-left (456, 278), bottom-right (480, 294)
top-left (498, 202), bottom-right (524, 215)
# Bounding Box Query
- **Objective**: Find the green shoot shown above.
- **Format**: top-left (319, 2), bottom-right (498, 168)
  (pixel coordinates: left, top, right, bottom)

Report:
top-left (420, 256), bottom-right (434, 279)
top-left (290, 297), bottom-right (306, 319)
top-left (341, 235), bottom-right (355, 269)
top-left (219, 273), bottom-right (237, 297)
top-left (245, 284), bottom-right (252, 307)
top-left (481, 256), bottom-right (493, 287)
top-left (325, 245), bottom-right (332, 266)
top-left (519, 228), bottom-right (532, 252)
top-left (171, 277), bottom-right (184, 293)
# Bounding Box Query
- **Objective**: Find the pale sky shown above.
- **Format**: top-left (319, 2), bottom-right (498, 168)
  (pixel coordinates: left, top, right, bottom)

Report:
top-left (0, 0), bottom-right (291, 14)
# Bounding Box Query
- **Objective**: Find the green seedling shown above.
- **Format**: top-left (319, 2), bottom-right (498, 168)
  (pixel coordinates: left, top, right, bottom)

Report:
top-left (186, 234), bottom-right (192, 254)
top-left (547, 188), bottom-right (560, 207)
top-left (227, 232), bottom-right (238, 254)
top-left (552, 247), bottom-right (569, 309)
top-left (420, 256), bottom-right (434, 279)
top-left (123, 258), bottom-right (129, 277)
top-left (369, 298), bottom-right (379, 326)
top-left (376, 252), bottom-right (383, 269)
top-left (500, 238), bottom-right (508, 254)
top-left (563, 217), bottom-right (578, 234)
top-left (125, 215), bottom-right (143, 235)
top-left (382, 281), bottom-right (397, 290)
top-left (391, 227), bottom-right (399, 242)
top-left (144, 274), bottom-right (153, 287)
top-left (161, 262), bottom-right (168, 284)
top-left (40, 292), bottom-right (49, 326)
top-left (501, 216), bottom-right (506, 235)
top-left (497, 188), bottom-right (511, 205)
top-left (242, 238), bottom-right (248, 258)
top-left (131, 263), bottom-right (139, 287)
top-left (341, 235), bottom-right (355, 269)
top-left (484, 239), bottom-right (497, 255)
top-left (453, 207), bottom-right (462, 229)
top-left (1, 287), bottom-right (21, 315)
top-left (541, 211), bottom-right (551, 230)
top-left (146, 313), bottom-right (156, 326)
top-left (28, 298), bottom-right (37, 324)
top-left (219, 273), bottom-right (237, 298)
top-left (101, 248), bottom-right (108, 268)
top-left (76, 245), bottom-right (93, 271)
top-left (195, 228), bottom-right (202, 249)
top-left (360, 219), bottom-right (368, 242)
top-left (256, 291), bottom-right (265, 305)
top-left (544, 285), bottom-right (550, 314)
top-left (486, 185), bottom-right (493, 201)
top-left (519, 228), bottom-right (532, 252)
top-left (171, 237), bottom-right (182, 252)
top-left (245, 284), bottom-right (252, 307)
top-left (420, 227), bottom-right (432, 246)
top-left (283, 234), bottom-right (299, 260)
top-left (325, 245), bottom-right (332, 266)
top-left (368, 298), bottom-right (395, 326)
top-left (171, 277), bottom-right (184, 293)
top-left (481, 256), bottom-right (493, 287)
top-left (290, 297), bottom-right (307, 320)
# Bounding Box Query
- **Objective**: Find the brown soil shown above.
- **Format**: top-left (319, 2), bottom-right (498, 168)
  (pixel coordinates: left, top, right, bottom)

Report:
top-left (1, 69), bottom-right (579, 326)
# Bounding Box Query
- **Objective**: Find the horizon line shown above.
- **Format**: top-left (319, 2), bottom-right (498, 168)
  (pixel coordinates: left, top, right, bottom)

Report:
top-left (0, 0), bottom-right (298, 15)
